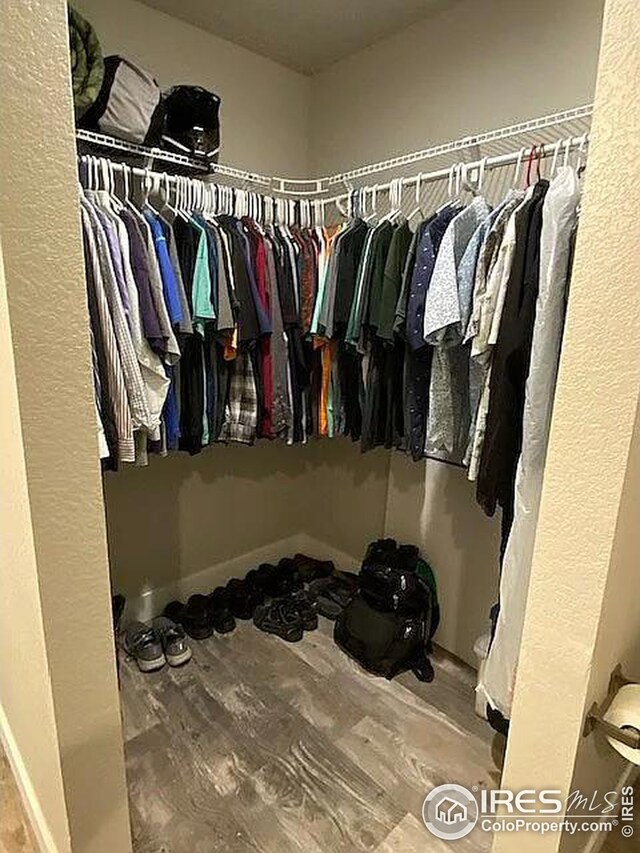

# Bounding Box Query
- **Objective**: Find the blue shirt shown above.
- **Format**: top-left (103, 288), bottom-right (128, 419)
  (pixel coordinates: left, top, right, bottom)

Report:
top-left (144, 211), bottom-right (183, 327)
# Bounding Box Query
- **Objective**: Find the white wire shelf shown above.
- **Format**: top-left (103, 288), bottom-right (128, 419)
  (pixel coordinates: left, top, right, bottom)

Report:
top-left (76, 128), bottom-right (213, 172)
top-left (76, 102), bottom-right (594, 198)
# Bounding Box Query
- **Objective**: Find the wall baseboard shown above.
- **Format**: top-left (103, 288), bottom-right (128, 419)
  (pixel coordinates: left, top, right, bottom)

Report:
top-left (0, 700), bottom-right (61, 853)
top-left (124, 533), bottom-right (361, 623)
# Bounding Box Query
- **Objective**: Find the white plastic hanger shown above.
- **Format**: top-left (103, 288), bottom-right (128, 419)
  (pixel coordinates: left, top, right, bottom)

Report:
top-left (575, 133), bottom-right (588, 174)
top-left (513, 146), bottom-right (527, 189)
top-left (550, 139), bottom-right (563, 176)
top-left (407, 172), bottom-right (424, 223)
top-left (364, 184), bottom-right (378, 223)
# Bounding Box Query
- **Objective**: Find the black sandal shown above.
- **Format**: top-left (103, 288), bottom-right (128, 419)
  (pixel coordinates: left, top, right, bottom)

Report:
top-left (253, 600), bottom-right (304, 642)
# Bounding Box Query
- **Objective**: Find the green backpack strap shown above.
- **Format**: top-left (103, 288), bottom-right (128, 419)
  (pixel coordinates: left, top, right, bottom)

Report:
top-left (416, 558), bottom-right (440, 638)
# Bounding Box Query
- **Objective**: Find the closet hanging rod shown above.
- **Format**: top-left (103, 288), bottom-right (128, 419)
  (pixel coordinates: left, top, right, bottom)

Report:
top-left (320, 133), bottom-right (590, 208)
top-left (76, 103), bottom-right (593, 197)
top-left (80, 132), bottom-right (589, 223)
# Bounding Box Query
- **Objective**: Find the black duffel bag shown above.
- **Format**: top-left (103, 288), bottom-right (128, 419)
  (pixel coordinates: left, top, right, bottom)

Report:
top-left (159, 85), bottom-right (221, 163)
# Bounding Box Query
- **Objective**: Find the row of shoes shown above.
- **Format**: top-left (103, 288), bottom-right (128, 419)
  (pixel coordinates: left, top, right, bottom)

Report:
top-left (161, 555), bottom-right (334, 642)
top-left (121, 555), bottom-right (361, 670)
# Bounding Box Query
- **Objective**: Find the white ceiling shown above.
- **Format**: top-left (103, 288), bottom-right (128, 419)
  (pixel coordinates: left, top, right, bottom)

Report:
top-left (138, 0), bottom-right (453, 75)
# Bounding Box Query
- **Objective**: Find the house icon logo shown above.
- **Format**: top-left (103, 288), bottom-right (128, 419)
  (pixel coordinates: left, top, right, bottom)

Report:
top-left (435, 796), bottom-right (468, 825)
top-left (422, 784), bottom-right (479, 840)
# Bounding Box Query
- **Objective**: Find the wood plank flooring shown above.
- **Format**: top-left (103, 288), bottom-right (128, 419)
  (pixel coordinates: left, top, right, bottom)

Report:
top-left (121, 618), bottom-right (501, 852)
top-left (0, 747), bottom-right (37, 853)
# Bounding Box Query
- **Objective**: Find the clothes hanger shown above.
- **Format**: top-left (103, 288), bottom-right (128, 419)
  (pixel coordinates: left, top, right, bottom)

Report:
top-left (524, 144), bottom-right (542, 187)
top-left (391, 177), bottom-right (405, 221)
top-left (512, 146), bottom-right (527, 189)
top-left (143, 168), bottom-right (162, 216)
top-left (379, 178), bottom-right (401, 222)
top-left (107, 160), bottom-right (125, 212)
top-left (463, 156), bottom-right (488, 198)
top-left (575, 133), bottom-right (588, 176)
top-left (364, 184), bottom-right (378, 223)
top-left (550, 139), bottom-right (562, 177)
top-left (458, 162), bottom-right (479, 198)
top-left (436, 163), bottom-right (459, 213)
top-left (406, 172), bottom-right (425, 223)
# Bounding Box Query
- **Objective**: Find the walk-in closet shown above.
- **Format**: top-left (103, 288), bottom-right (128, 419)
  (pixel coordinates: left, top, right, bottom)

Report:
top-left (4, 1), bottom-right (640, 852)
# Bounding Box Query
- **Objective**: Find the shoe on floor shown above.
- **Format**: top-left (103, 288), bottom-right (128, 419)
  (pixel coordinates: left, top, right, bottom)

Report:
top-left (287, 589), bottom-right (319, 631)
top-left (164, 595), bottom-right (212, 640)
top-left (226, 578), bottom-right (265, 620)
top-left (292, 554), bottom-right (335, 584)
top-left (152, 616), bottom-right (192, 666)
top-left (253, 599), bottom-right (304, 642)
top-left (207, 587), bottom-right (236, 634)
top-left (123, 621), bottom-right (165, 672)
top-left (273, 558), bottom-right (304, 597)
top-left (308, 571), bottom-right (359, 620)
top-left (246, 563), bottom-right (278, 597)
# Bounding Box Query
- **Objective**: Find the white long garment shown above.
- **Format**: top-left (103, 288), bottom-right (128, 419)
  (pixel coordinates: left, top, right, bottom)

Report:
top-left (479, 167), bottom-right (580, 717)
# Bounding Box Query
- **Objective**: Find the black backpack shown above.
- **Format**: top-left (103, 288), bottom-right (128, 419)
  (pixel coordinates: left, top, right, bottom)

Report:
top-left (334, 540), bottom-right (437, 682)
top-left (160, 85), bottom-right (221, 163)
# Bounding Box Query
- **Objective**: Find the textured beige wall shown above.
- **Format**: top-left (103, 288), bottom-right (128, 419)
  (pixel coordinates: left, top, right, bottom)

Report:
top-left (105, 441), bottom-right (389, 598)
top-left (75, 0), bottom-right (311, 175)
top-left (310, 0), bottom-right (604, 175)
top-left (0, 1), bottom-right (131, 850)
top-left (0, 243), bottom-right (71, 852)
top-left (384, 459), bottom-right (501, 666)
top-left (495, 2), bottom-right (640, 850)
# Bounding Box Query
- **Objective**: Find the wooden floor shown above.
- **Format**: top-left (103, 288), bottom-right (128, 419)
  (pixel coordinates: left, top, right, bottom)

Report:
top-left (0, 748), bottom-right (37, 853)
top-left (121, 618), bottom-right (502, 852)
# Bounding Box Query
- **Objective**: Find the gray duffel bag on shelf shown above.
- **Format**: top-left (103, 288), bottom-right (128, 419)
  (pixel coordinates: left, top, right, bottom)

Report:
top-left (80, 55), bottom-right (164, 145)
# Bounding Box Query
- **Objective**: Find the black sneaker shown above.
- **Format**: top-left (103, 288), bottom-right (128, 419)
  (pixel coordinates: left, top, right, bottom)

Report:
top-left (292, 554), bottom-right (335, 583)
top-left (164, 594), bottom-right (212, 640)
top-left (253, 600), bottom-right (303, 643)
top-left (246, 563), bottom-right (278, 597)
top-left (207, 587), bottom-right (236, 634)
top-left (225, 578), bottom-right (264, 620)
top-left (273, 559), bottom-right (304, 597)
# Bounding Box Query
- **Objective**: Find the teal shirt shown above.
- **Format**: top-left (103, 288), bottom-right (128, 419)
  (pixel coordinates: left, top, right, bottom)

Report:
top-left (189, 218), bottom-right (215, 335)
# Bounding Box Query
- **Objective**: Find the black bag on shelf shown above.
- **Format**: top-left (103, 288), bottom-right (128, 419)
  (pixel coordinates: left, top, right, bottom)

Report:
top-left (159, 85), bottom-right (221, 163)
top-left (80, 55), bottom-right (163, 145)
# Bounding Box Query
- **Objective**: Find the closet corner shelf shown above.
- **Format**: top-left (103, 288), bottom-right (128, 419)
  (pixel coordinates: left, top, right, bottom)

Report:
top-left (76, 129), bottom-right (214, 175)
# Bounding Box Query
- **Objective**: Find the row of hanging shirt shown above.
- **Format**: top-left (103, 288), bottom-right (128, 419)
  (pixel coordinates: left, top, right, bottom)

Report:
top-left (79, 147), bottom-right (580, 485)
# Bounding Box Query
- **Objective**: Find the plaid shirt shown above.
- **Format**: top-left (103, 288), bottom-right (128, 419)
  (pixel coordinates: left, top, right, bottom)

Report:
top-left (220, 351), bottom-right (258, 444)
